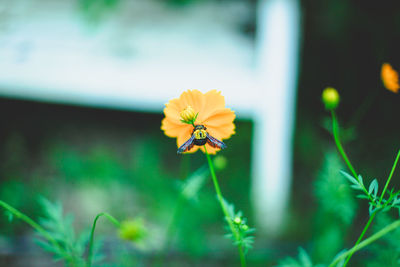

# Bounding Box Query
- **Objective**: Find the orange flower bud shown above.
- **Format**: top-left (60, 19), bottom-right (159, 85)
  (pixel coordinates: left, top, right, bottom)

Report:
top-left (381, 63), bottom-right (399, 93)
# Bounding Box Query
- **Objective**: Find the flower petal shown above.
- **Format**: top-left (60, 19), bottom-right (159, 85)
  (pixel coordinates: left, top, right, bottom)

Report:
top-left (207, 123), bottom-right (236, 140)
top-left (204, 108), bottom-right (235, 127)
top-left (161, 117), bottom-right (191, 138)
top-left (164, 90), bottom-right (206, 124)
top-left (200, 144), bottom-right (220, 155)
top-left (164, 98), bottom-right (185, 124)
top-left (197, 90), bottom-right (225, 121)
top-left (203, 108), bottom-right (236, 139)
top-left (180, 90), bottom-right (205, 116)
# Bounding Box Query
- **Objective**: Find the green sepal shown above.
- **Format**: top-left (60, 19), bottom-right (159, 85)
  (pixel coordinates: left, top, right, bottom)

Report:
top-left (180, 112), bottom-right (199, 125)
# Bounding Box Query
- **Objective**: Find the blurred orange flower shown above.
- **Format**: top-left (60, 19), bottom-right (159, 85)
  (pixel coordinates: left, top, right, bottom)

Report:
top-left (161, 90), bottom-right (235, 154)
top-left (381, 63), bottom-right (399, 93)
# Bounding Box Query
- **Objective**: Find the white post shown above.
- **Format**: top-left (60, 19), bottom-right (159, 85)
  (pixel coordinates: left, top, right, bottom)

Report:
top-left (252, 0), bottom-right (300, 235)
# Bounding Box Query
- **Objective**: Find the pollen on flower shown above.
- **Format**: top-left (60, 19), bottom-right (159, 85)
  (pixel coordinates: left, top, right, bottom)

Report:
top-left (381, 63), bottom-right (400, 93)
top-left (180, 105), bottom-right (197, 124)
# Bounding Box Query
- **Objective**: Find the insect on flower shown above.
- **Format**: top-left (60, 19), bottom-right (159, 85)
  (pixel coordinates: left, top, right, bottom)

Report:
top-left (161, 90), bottom-right (235, 155)
top-left (177, 125), bottom-right (227, 154)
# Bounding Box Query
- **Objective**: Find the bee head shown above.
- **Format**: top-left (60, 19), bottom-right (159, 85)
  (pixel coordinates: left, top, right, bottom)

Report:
top-left (194, 125), bottom-right (206, 131)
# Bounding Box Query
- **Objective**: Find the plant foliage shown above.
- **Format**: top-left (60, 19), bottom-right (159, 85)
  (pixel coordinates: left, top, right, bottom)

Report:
top-left (222, 198), bottom-right (255, 254)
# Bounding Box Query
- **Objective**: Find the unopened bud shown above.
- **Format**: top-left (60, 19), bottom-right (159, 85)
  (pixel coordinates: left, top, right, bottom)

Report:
top-left (322, 87), bottom-right (340, 110)
top-left (234, 217), bottom-right (242, 224)
top-left (119, 218), bottom-right (147, 243)
top-left (180, 106), bottom-right (197, 124)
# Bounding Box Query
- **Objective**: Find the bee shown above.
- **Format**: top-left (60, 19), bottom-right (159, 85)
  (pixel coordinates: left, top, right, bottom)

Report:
top-left (177, 125), bottom-right (227, 154)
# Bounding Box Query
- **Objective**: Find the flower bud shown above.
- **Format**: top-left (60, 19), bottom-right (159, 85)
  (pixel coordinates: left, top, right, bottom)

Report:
top-left (381, 63), bottom-right (400, 93)
top-left (119, 218), bottom-right (147, 243)
top-left (322, 87), bottom-right (340, 110)
top-left (180, 106), bottom-right (197, 124)
top-left (234, 216), bottom-right (242, 224)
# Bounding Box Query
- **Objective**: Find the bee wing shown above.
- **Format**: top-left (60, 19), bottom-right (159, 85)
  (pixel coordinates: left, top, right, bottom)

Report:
top-left (177, 134), bottom-right (196, 154)
top-left (206, 133), bottom-right (227, 150)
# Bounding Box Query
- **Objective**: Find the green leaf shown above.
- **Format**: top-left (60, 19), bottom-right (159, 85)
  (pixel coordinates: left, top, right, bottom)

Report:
top-left (340, 171), bottom-right (358, 185)
top-left (369, 179), bottom-right (378, 197)
top-left (392, 197), bottom-right (400, 205)
top-left (369, 204), bottom-right (376, 216)
top-left (221, 198), bottom-right (255, 254)
top-left (181, 166), bottom-right (208, 201)
top-left (298, 247), bottom-right (313, 267)
top-left (350, 184), bottom-right (362, 190)
top-left (357, 175), bottom-right (364, 187)
top-left (276, 247), bottom-right (316, 267)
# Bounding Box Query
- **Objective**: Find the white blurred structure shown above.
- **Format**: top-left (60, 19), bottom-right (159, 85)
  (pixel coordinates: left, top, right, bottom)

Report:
top-left (254, 0), bottom-right (300, 234)
top-left (0, 0), bottom-right (300, 234)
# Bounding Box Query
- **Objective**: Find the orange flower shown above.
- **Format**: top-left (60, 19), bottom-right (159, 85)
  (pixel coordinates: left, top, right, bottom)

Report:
top-left (381, 63), bottom-right (399, 93)
top-left (161, 90), bottom-right (235, 154)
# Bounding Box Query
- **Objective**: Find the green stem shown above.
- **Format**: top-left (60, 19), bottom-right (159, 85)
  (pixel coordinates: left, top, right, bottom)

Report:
top-left (331, 111), bottom-right (358, 178)
top-left (87, 212), bottom-right (120, 267)
top-left (332, 111), bottom-right (400, 266)
top-left (0, 200), bottom-right (65, 256)
top-left (343, 149), bottom-right (400, 266)
top-left (204, 146), bottom-right (246, 267)
top-left (342, 212), bottom-right (376, 266)
top-left (378, 150), bottom-right (400, 203)
top-left (331, 110), bottom-right (375, 266)
top-left (332, 110), bottom-right (373, 202)
top-left (329, 219), bottom-right (400, 267)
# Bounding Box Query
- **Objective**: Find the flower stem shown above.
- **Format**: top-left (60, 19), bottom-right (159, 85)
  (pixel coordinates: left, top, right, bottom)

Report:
top-left (378, 149), bottom-right (400, 203)
top-left (0, 200), bottom-right (66, 257)
top-left (331, 110), bottom-right (374, 266)
top-left (87, 212), bottom-right (120, 267)
top-left (204, 146), bottom-right (246, 267)
top-left (329, 219), bottom-right (400, 267)
top-left (342, 149), bottom-right (400, 266)
top-left (342, 211), bottom-right (376, 266)
top-left (331, 111), bottom-right (358, 179)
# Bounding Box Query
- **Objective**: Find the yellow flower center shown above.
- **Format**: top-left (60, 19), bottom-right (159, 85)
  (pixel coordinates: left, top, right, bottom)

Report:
top-left (180, 105), bottom-right (197, 124)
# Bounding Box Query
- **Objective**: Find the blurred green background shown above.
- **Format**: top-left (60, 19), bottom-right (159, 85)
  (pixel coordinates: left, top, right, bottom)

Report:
top-left (0, 0), bottom-right (400, 266)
